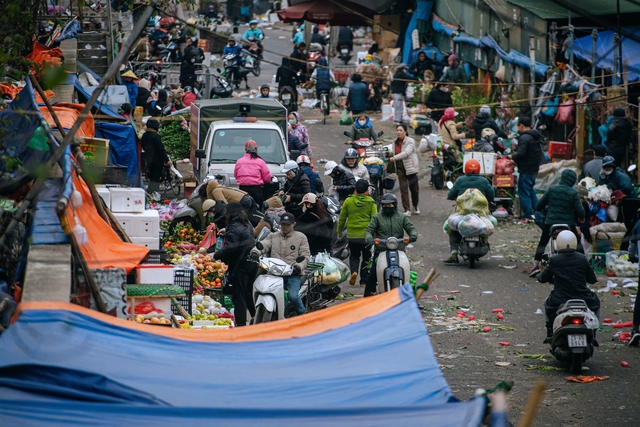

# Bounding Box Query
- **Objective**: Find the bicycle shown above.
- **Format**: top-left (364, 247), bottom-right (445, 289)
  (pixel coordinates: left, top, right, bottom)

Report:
top-left (319, 91), bottom-right (330, 124)
top-left (158, 161), bottom-right (183, 197)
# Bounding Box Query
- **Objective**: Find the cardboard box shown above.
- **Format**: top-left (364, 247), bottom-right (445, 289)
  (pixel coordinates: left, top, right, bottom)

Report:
top-left (131, 237), bottom-right (160, 250)
top-left (109, 187), bottom-right (145, 213)
top-left (463, 152), bottom-right (497, 175)
top-left (79, 137), bottom-right (109, 165)
top-left (136, 264), bottom-right (174, 284)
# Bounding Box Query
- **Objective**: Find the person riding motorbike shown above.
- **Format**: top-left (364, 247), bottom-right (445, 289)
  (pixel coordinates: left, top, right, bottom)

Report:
top-left (279, 160), bottom-right (311, 219)
top-left (363, 193), bottom-right (418, 296)
top-left (258, 84), bottom-right (272, 98)
top-left (310, 25), bottom-right (327, 46)
top-left (538, 230), bottom-right (600, 343)
top-left (251, 212), bottom-right (310, 316)
top-left (472, 105), bottom-right (508, 140)
top-left (339, 148), bottom-right (370, 181)
top-left (296, 155), bottom-right (320, 194)
top-left (295, 193), bottom-right (333, 255)
top-left (324, 160), bottom-right (356, 204)
top-left (443, 159), bottom-right (495, 264)
top-left (473, 128), bottom-right (506, 154)
top-left (243, 19), bottom-right (264, 57)
top-left (349, 114), bottom-right (379, 143)
top-left (337, 26), bottom-right (354, 52)
top-left (207, 203), bottom-right (257, 327)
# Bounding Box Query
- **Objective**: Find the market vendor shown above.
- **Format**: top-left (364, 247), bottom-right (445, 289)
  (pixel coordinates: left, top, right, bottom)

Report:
top-left (205, 181), bottom-right (259, 224)
top-left (598, 155), bottom-right (634, 197)
top-left (121, 70), bottom-right (139, 110)
top-left (141, 119), bottom-right (170, 193)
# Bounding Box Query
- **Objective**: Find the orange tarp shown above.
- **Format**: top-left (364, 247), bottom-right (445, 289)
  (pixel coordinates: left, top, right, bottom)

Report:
top-left (25, 42), bottom-right (64, 71)
top-left (14, 287), bottom-right (402, 342)
top-left (0, 83), bottom-right (22, 100)
top-left (65, 172), bottom-right (149, 274)
top-left (40, 103), bottom-right (95, 137)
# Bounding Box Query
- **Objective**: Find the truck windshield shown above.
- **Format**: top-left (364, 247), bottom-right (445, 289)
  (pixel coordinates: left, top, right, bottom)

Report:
top-left (209, 129), bottom-right (286, 164)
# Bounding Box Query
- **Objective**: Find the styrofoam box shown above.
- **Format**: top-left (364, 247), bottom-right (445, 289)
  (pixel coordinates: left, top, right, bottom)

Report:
top-left (109, 187), bottom-right (145, 213)
top-left (463, 152), bottom-right (497, 175)
top-left (131, 237), bottom-right (160, 250)
top-left (136, 264), bottom-right (174, 284)
top-left (113, 212), bottom-right (133, 235)
top-left (95, 185), bottom-right (111, 208)
top-left (130, 210), bottom-right (160, 238)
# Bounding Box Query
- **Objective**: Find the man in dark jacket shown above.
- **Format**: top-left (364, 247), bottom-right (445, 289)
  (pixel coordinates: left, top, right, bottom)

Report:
top-left (324, 160), bottom-right (356, 203)
top-left (280, 160), bottom-right (310, 218)
top-left (390, 64), bottom-right (414, 124)
top-left (290, 42), bottom-right (307, 81)
top-left (444, 159), bottom-right (495, 264)
top-left (310, 26), bottom-right (326, 46)
top-left (606, 107), bottom-right (633, 166)
top-left (296, 155), bottom-right (320, 193)
top-left (508, 116), bottom-right (543, 222)
top-left (530, 169), bottom-right (585, 277)
top-left (337, 26), bottom-right (353, 52)
top-left (538, 230), bottom-right (600, 342)
top-left (580, 144), bottom-right (606, 180)
top-left (425, 82), bottom-right (452, 123)
top-left (276, 57), bottom-right (299, 93)
top-left (472, 105), bottom-right (508, 139)
top-left (141, 119), bottom-right (170, 193)
top-left (598, 155), bottom-right (634, 196)
top-left (409, 51), bottom-right (442, 81)
top-left (346, 73), bottom-right (368, 115)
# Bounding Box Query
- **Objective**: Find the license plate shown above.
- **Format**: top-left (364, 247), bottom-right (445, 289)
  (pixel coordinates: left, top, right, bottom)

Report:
top-left (568, 334), bottom-right (587, 347)
top-left (282, 94), bottom-right (291, 100)
top-left (465, 236), bottom-right (479, 241)
top-left (341, 49), bottom-right (348, 54)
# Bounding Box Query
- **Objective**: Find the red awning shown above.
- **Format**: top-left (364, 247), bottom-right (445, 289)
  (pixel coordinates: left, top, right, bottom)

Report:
top-left (277, 0), bottom-right (375, 26)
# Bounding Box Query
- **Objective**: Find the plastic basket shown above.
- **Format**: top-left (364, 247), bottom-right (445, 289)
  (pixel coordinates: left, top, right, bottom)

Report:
top-left (366, 164), bottom-right (383, 178)
top-left (172, 269), bottom-right (194, 315)
top-left (143, 249), bottom-right (167, 265)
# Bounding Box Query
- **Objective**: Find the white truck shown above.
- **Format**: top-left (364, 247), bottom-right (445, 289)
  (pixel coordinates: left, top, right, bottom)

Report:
top-left (189, 98), bottom-right (290, 186)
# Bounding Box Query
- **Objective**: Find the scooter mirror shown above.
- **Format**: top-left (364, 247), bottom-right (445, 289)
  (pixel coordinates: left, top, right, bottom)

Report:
top-left (378, 131), bottom-right (384, 137)
top-left (446, 181), bottom-right (454, 189)
top-left (628, 164), bottom-right (637, 172)
top-left (343, 131), bottom-right (350, 137)
top-left (216, 68), bottom-right (222, 73)
top-left (255, 241), bottom-right (264, 251)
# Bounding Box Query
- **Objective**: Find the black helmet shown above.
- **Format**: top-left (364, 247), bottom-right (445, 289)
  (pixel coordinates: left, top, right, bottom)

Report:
top-left (344, 148), bottom-right (358, 160)
top-left (380, 193), bottom-right (398, 205)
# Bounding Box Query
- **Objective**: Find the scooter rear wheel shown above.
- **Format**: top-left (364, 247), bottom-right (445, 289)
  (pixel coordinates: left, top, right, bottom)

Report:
top-left (432, 170), bottom-right (444, 190)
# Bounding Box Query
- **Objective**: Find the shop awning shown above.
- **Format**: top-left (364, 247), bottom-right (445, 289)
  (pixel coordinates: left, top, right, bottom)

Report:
top-left (573, 29), bottom-right (640, 82)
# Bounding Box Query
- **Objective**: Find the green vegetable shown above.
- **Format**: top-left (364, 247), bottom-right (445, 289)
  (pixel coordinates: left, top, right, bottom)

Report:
top-left (159, 117), bottom-right (191, 161)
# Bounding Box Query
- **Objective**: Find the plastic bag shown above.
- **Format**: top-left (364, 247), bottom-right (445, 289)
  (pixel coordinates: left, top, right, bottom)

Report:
top-left (495, 157), bottom-right (514, 175)
top-left (447, 213), bottom-right (465, 231)
top-left (480, 217), bottom-right (495, 236)
top-left (555, 97), bottom-right (575, 125)
top-left (458, 214), bottom-right (487, 237)
top-left (339, 108), bottom-right (353, 126)
top-left (418, 137), bottom-right (429, 153)
top-left (314, 252), bottom-right (350, 285)
top-left (197, 224), bottom-right (217, 250)
top-left (456, 188), bottom-right (490, 216)
top-left (492, 206), bottom-right (508, 219)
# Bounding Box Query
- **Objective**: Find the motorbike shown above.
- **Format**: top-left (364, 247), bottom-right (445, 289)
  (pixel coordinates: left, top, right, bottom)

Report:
top-left (244, 37), bottom-right (262, 76)
top-left (307, 43), bottom-right (325, 73)
top-left (431, 145), bottom-right (463, 190)
top-left (338, 45), bottom-right (352, 65)
top-left (343, 131), bottom-right (384, 157)
top-left (223, 53), bottom-right (251, 89)
top-left (278, 86), bottom-right (298, 112)
top-left (548, 299), bottom-right (599, 374)
top-left (374, 236), bottom-right (414, 294)
top-left (241, 48), bottom-right (261, 77)
top-left (209, 68), bottom-right (234, 99)
top-left (160, 37), bottom-right (181, 63)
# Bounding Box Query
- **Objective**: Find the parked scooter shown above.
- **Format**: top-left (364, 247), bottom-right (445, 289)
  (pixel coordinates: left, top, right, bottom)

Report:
top-left (432, 145), bottom-right (463, 190)
top-left (338, 45), bottom-right (352, 65)
top-left (209, 68), bottom-right (234, 98)
top-left (160, 36), bottom-right (181, 63)
top-left (375, 236), bottom-right (414, 294)
top-left (223, 53), bottom-right (250, 89)
top-left (548, 299), bottom-right (599, 374)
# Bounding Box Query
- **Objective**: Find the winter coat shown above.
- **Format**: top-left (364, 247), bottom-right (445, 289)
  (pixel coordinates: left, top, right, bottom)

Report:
top-left (439, 120), bottom-right (466, 149)
top-left (580, 157), bottom-right (603, 180)
top-left (209, 217), bottom-right (255, 266)
top-left (206, 181), bottom-right (247, 204)
top-left (473, 138), bottom-right (495, 153)
top-left (290, 48), bottom-right (306, 74)
top-left (339, 159), bottom-right (370, 181)
top-left (447, 173), bottom-right (495, 204)
top-left (472, 112), bottom-right (507, 139)
top-left (390, 70), bottom-right (414, 94)
top-left (425, 88), bottom-right (452, 122)
top-left (276, 58), bottom-right (299, 91)
top-left (349, 117), bottom-right (377, 141)
top-left (365, 211), bottom-right (418, 253)
top-left (337, 27), bottom-right (353, 50)
top-left (295, 209), bottom-right (333, 255)
top-left (439, 65), bottom-right (468, 83)
top-left (536, 169), bottom-right (584, 226)
top-left (288, 131), bottom-right (308, 154)
top-left (627, 219), bottom-right (640, 259)
top-left (347, 81), bottom-right (368, 113)
top-left (606, 116), bottom-right (633, 154)
top-left (301, 166), bottom-right (320, 193)
top-left (393, 136), bottom-right (419, 175)
top-left (598, 167), bottom-right (634, 197)
top-left (283, 170), bottom-right (311, 215)
top-left (409, 58), bottom-right (435, 79)
top-left (512, 129), bottom-right (543, 174)
top-left (289, 113), bottom-right (311, 156)
top-left (337, 194), bottom-right (377, 239)
top-left (180, 60), bottom-right (196, 88)
top-left (331, 168), bottom-right (356, 202)
top-left (259, 229), bottom-right (310, 272)
top-left (234, 153), bottom-right (273, 186)
top-left (136, 87), bottom-right (151, 113)
top-left (124, 80), bottom-right (139, 110)
top-left (538, 250), bottom-right (600, 311)
top-left (141, 131), bottom-right (169, 181)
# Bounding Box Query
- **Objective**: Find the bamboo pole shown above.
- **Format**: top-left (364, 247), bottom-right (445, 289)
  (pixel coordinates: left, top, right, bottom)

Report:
top-left (517, 381), bottom-right (547, 427)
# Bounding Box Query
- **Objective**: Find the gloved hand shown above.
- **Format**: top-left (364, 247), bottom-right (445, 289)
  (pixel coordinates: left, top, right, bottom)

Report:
top-left (630, 255), bottom-right (639, 264)
top-left (365, 236), bottom-right (373, 246)
top-left (218, 228), bottom-right (226, 237)
top-left (250, 248), bottom-right (261, 258)
top-left (408, 236), bottom-right (417, 243)
top-left (292, 265), bottom-right (302, 275)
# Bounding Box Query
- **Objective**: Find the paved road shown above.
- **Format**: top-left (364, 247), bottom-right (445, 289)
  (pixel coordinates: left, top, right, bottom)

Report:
top-left (227, 24), bottom-right (640, 426)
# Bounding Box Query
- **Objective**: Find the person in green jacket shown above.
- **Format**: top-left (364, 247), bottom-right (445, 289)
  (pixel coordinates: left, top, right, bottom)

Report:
top-left (444, 159), bottom-right (495, 264)
top-left (529, 168), bottom-right (585, 277)
top-left (337, 179), bottom-right (378, 287)
top-left (364, 193), bottom-right (418, 296)
top-left (348, 114), bottom-right (379, 142)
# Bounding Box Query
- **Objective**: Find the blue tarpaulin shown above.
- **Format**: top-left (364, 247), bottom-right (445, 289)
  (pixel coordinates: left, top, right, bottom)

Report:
top-left (573, 29), bottom-right (640, 82)
top-left (402, 1), bottom-right (434, 65)
top-left (479, 35), bottom-right (550, 77)
top-left (57, 20), bottom-right (81, 42)
top-left (65, 73), bottom-right (124, 120)
top-left (0, 285), bottom-right (486, 426)
top-left (94, 122), bottom-right (139, 186)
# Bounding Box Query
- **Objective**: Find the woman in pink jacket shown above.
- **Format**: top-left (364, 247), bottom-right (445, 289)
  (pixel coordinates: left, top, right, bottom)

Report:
top-left (234, 140), bottom-right (273, 207)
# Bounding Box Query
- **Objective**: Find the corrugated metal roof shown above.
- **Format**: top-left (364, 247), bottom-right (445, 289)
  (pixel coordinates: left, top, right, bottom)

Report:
top-left (507, 0), bottom-right (640, 20)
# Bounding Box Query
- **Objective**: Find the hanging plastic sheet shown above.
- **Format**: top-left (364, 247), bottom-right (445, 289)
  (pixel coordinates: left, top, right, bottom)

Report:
top-left (94, 122), bottom-right (140, 186)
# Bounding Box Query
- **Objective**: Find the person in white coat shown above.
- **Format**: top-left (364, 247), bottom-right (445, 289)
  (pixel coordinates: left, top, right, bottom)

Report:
top-left (389, 124), bottom-right (419, 216)
top-left (339, 148), bottom-right (370, 181)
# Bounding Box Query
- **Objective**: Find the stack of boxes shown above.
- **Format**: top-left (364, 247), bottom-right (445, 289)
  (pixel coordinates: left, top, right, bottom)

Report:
top-left (95, 186), bottom-right (161, 249)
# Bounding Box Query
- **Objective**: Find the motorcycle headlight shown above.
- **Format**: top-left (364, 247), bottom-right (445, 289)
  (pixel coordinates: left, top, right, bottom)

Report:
top-left (386, 237), bottom-right (399, 250)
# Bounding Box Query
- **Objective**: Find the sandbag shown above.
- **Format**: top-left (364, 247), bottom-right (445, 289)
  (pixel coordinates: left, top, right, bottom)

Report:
top-left (456, 188), bottom-right (489, 216)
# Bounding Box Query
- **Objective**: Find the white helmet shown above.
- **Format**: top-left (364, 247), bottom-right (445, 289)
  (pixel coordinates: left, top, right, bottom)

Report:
top-left (556, 230), bottom-right (577, 251)
top-left (296, 155), bottom-right (311, 165)
top-left (281, 160), bottom-right (299, 174)
top-left (324, 160), bottom-right (338, 176)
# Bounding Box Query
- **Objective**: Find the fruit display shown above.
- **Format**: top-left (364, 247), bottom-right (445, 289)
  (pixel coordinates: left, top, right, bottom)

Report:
top-left (170, 253), bottom-right (227, 289)
top-left (163, 224), bottom-right (204, 250)
top-left (128, 302), bottom-right (171, 325)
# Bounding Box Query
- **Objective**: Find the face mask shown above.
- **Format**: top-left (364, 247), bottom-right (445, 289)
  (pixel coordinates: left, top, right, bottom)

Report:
top-left (191, 58), bottom-right (195, 63)
top-left (604, 169), bottom-right (613, 176)
top-left (382, 206), bottom-right (396, 216)
top-left (442, 87), bottom-right (449, 92)
top-left (289, 119), bottom-right (297, 125)
top-left (358, 120), bottom-right (366, 126)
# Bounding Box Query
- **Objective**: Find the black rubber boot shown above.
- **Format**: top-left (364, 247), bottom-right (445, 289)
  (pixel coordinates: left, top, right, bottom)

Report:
top-left (443, 254), bottom-right (459, 264)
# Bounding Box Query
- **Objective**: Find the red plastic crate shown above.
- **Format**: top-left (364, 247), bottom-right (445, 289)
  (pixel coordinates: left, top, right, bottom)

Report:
top-left (494, 174), bottom-right (515, 187)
